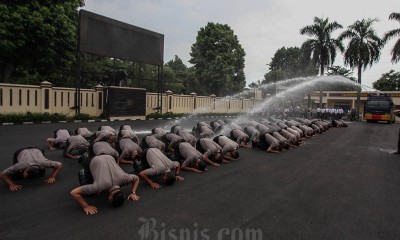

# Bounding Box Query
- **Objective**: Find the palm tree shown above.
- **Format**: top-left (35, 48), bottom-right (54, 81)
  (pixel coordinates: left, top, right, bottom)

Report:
top-left (383, 12), bottom-right (400, 63)
top-left (300, 17), bottom-right (344, 107)
top-left (338, 18), bottom-right (383, 117)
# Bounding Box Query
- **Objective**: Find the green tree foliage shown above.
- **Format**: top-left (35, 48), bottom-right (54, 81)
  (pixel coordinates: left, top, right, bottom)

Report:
top-left (0, 0), bottom-right (85, 84)
top-left (190, 22), bottom-right (246, 96)
top-left (372, 70), bottom-right (400, 91)
top-left (300, 17), bottom-right (344, 75)
top-left (164, 55), bottom-right (186, 94)
top-left (382, 12), bottom-right (400, 63)
top-left (327, 66), bottom-right (356, 81)
top-left (263, 47), bottom-right (318, 86)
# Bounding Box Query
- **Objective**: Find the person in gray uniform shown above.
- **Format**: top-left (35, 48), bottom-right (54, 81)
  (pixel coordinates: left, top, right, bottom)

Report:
top-left (64, 135), bottom-right (90, 160)
top-left (229, 129), bottom-right (251, 148)
top-left (213, 135), bottom-right (240, 161)
top-left (196, 125), bottom-right (215, 138)
top-left (70, 154), bottom-right (140, 215)
top-left (244, 126), bottom-right (261, 144)
top-left (162, 133), bottom-right (186, 152)
top-left (170, 125), bottom-right (184, 134)
top-left (118, 124), bottom-right (140, 145)
top-left (175, 141), bottom-right (215, 171)
top-left (91, 141), bottom-right (119, 161)
top-left (75, 127), bottom-right (95, 141)
top-left (98, 125), bottom-right (117, 136)
top-left (0, 147), bottom-right (62, 191)
top-left (47, 128), bottom-right (71, 150)
top-left (139, 148), bottom-right (184, 189)
top-left (196, 138), bottom-right (224, 164)
top-left (117, 137), bottom-right (142, 165)
top-left (176, 129), bottom-right (197, 147)
top-left (93, 129), bottom-right (117, 146)
top-left (258, 133), bottom-right (282, 153)
top-left (141, 134), bottom-right (166, 151)
top-left (151, 128), bottom-right (166, 140)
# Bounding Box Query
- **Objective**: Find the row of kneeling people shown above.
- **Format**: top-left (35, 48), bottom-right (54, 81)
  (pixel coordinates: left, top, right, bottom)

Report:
top-left (0, 117), bottom-right (347, 215)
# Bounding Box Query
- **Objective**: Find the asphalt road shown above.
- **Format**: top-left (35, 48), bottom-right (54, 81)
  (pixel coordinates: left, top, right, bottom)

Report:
top-left (1, 119), bottom-right (400, 240)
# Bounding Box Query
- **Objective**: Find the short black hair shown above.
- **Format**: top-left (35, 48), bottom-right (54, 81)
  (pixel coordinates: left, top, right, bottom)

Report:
top-left (111, 191), bottom-right (126, 208)
top-left (197, 160), bottom-right (207, 172)
top-left (231, 150), bottom-right (240, 159)
top-left (164, 171), bottom-right (176, 186)
top-left (26, 166), bottom-right (46, 179)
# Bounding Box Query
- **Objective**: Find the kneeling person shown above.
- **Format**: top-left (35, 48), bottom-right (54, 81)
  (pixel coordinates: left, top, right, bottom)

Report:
top-left (70, 154), bottom-right (140, 215)
top-left (0, 147), bottom-right (62, 191)
top-left (139, 148), bottom-right (184, 189)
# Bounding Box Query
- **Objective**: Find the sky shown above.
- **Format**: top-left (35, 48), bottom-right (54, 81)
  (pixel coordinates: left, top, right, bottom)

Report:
top-left (82, 0), bottom-right (400, 89)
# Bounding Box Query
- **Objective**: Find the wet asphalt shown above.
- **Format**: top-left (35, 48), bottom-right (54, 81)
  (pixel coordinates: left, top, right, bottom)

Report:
top-left (1, 119), bottom-right (400, 240)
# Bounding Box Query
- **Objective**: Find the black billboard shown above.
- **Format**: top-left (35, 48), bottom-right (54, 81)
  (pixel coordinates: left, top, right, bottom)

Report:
top-left (79, 10), bottom-right (164, 65)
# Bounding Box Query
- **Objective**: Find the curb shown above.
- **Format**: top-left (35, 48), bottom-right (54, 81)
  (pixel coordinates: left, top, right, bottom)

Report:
top-left (1, 115), bottom-right (238, 126)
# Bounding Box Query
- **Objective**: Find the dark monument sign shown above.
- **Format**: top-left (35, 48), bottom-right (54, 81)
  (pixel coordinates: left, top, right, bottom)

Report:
top-left (106, 87), bottom-right (146, 118)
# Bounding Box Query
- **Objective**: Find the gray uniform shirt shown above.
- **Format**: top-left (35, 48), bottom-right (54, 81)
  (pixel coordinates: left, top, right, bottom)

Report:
top-left (245, 126), bottom-right (260, 142)
top-left (231, 129), bottom-right (249, 143)
top-left (264, 134), bottom-right (280, 148)
top-left (66, 135), bottom-right (90, 154)
top-left (2, 148), bottom-right (60, 176)
top-left (144, 135), bottom-right (165, 149)
top-left (199, 126), bottom-right (214, 138)
top-left (199, 138), bottom-right (222, 158)
top-left (53, 129), bottom-right (70, 144)
top-left (152, 128), bottom-right (166, 139)
top-left (119, 138), bottom-right (142, 158)
top-left (166, 133), bottom-right (184, 145)
top-left (94, 130), bottom-right (115, 143)
top-left (92, 142), bottom-right (119, 160)
top-left (179, 142), bottom-right (203, 168)
top-left (142, 148), bottom-right (179, 176)
top-left (99, 126), bottom-right (117, 135)
top-left (76, 128), bottom-right (93, 138)
top-left (216, 136), bottom-right (238, 155)
top-left (177, 130), bottom-right (197, 146)
top-left (81, 155), bottom-right (137, 195)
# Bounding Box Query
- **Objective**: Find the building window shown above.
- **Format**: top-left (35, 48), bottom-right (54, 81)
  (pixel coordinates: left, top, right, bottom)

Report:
top-left (68, 92), bottom-right (70, 106)
top-left (86, 93), bottom-right (88, 107)
top-left (27, 90), bottom-right (30, 106)
top-left (35, 90), bottom-right (38, 106)
top-left (54, 92), bottom-right (57, 106)
top-left (44, 89), bottom-right (49, 109)
top-left (98, 92), bottom-right (103, 109)
top-left (0, 88), bottom-right (3, 106)
top-left (19, 89), bottom-right (22, 106)
top-left (61, 92), bottom-right (64, 107)
top-left (9, 89), bottom-right (13, 106)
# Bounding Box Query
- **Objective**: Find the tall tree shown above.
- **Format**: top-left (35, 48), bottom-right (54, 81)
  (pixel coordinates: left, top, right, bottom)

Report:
top-left (372, 70), bottom-right (400, 91)
top-left (0, 0), bottom-right (84, 83)
top-left (382, 12), bottom-right (400, 63)
top-left (339, 18), bottom-right (382, 117)
top-left (300, 17), bottom-right (344, 107)
top-left (189, 22), bottom-right (246, 96)
top-left (164, 55), bottom-right (187, 94)
top-left (263, 46), bottom-right (318, 94)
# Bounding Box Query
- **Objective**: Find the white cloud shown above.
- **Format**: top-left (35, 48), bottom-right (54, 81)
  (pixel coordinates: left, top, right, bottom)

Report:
top-left (83, 0), bottom-right (400, 88)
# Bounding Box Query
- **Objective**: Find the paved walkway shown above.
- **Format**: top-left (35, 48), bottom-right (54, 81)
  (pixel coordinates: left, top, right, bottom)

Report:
top-left (0, 120), bottom-right (399, 240)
